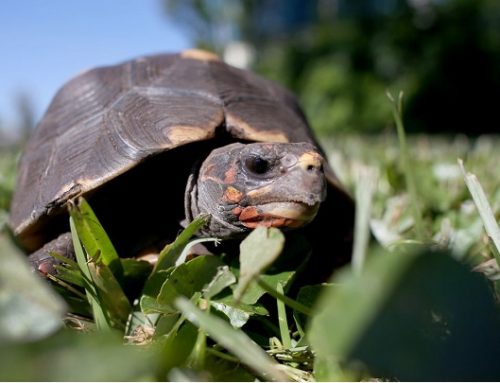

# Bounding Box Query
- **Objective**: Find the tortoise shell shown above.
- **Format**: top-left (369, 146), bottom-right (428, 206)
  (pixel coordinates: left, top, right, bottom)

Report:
top-left (10, 49), bottom-right (352, 255)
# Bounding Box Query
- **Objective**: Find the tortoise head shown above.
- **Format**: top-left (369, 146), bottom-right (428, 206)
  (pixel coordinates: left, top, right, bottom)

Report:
top-left (185, 142), bottom-right (327, 238)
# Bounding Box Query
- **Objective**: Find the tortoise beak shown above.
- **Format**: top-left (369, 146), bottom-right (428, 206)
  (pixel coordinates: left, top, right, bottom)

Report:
top-left (238, 201), bottom-right (321, 229)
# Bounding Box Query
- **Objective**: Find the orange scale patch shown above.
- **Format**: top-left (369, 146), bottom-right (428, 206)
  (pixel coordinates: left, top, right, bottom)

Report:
top-left (224, 166), bottom-right (237, 183)
top-left (223, 186), bottom-right (243, 203)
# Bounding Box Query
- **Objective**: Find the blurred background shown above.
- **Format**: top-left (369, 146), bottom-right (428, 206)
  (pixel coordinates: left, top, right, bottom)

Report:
top-left (1, 0), bottom-right (500, 147)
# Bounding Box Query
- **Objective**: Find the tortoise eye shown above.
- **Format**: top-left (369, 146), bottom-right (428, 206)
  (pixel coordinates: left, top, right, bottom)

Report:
top-left (245, 156), bottom-right (270, 175)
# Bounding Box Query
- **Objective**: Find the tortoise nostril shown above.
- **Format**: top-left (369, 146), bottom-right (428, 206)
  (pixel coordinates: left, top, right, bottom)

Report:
top-left (298, 152), bottom-right (323, 173)
top-left (306, 162), bottom-right (323, 173)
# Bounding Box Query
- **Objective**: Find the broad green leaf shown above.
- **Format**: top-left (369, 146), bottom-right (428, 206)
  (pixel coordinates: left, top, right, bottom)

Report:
top-left (209, 290), bottom-right (269, 328)
top-left (141, 216), bottom-right (210, 311)
top-left (234, 227), bottom-right (285, 301)
top-left (236, 270), bottom-right (295, 305)
top-left (120, 258), bottom-right (153, 299)
top-left (202, 265), bottom-right (236, 300)
top-left (70, 217), bottom-right (110, 330)
top-left (153, 313), bottom-right (181, 338)
top-left (293, 284), bottom-right (324, 332)
top-left (68, 197), bottom-right (123, 278)
top-left (313, 356), bottom-right (355, 382)
top-left (210, 301), bottom-right (250, 328)
top-left (175, 296), bottom-right (289, 382)
top-left (53, 264), bottom-right (85, 288)
top-left (0, 330), bottom-right (158, 381)
top-left (308, 249), bottom-right (500, 381)
top-left (0, 237), bottom-right (66, 342)
top-left (140, 295), bottom-right (166, 315)
top-left (158, 321), bottom-right (198, 375)
top-left (50, 251), bottom-right (85, 294)
top-left (189, 316), bottom-right (207, 370)
top-left (153, 214), bottom-right (209, 273)
top-left (155, 255), bottom-right (224, 313)
top-left (142, 269), bottom-right (174, 298)
top-left (87, 260), bottom-right (132, 329)
top-left (122, 258), bottom-right (153, 282)
top-left (210, 293), bottom-right (269, 328)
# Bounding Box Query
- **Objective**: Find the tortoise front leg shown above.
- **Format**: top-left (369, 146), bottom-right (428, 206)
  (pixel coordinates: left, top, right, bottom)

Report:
top-left (28, 232), bottom-right (75, 276)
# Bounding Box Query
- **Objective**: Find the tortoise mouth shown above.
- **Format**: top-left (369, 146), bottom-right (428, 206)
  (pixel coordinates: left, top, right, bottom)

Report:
top-left (238, 201), bottom-right (320, 229)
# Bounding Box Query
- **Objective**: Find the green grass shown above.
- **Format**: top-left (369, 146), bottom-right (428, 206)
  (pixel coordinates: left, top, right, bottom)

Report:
top-left (322, 133), bottom-right (500, 266)
top-left (1, 127), bottom-right (500, 381)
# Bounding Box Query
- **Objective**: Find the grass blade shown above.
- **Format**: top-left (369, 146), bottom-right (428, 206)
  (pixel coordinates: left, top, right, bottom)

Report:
top-left (387, 91), bottom-right (426, 240)
top-left (234, 227), bottom-right (285, 302)
top-left (352, 165), bottom-right (378, 275)
top-left (156, 319), bottom-right (198, 375)
top-left (175, 296), bottom-right (289, 382)
top-left (276, 282), bottom-right (292, 349)
top-left (68, 198), bottom-right (132, 329)
top-left (153, 214), bottom-right (209, 273)
top-left (87, 260), bottom-right (132, 329)
top-left (68, 197), bottom-right (123, 278)
top-left (459, 159), bottom-right (500, 257)
top-left (156, 255), bottom-right (224, 313)
top-left (46, 273), bottom-right (87, 300)
top-left (49, 250), bottom-right (79, 270)
top-left (237, 270), bottom-right (295, 306)
top-left (70, 216), bottom-right (111, 330)
top-left (177, 237), bottom-right (220, 266)
top-left (257, 278), bottom-right (311, 316)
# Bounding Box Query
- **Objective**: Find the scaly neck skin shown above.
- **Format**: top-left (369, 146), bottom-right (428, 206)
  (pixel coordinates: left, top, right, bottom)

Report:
top-left (184, 164), bottom-right (245, 238)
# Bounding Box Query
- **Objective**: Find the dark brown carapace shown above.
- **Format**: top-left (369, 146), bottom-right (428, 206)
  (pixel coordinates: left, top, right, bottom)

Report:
top-left (9, 49), bottom-right (354, 280)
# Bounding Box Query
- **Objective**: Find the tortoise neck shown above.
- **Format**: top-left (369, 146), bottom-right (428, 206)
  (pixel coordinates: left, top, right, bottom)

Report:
top-left (184, 165), bottom-right (201, 226)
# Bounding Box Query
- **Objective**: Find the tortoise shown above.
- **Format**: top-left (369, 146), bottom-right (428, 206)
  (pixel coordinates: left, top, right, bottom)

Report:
top-left (9, 49), bottom-right (354, 280)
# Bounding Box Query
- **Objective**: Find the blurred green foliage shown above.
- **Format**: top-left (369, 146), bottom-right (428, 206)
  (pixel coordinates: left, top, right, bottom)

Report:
top-left (309, 248), bottom-right (500, 381)
top-left (1, 132), bottom-right (500, 380)
top-left (0, 148), bottom-right (17, 231)
top-left (165, 0), bottom-right (500, 134)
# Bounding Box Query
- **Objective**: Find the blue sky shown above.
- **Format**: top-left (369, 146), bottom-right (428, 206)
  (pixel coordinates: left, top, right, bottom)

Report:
top-left (0, 0), bottom-right (191, 129)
